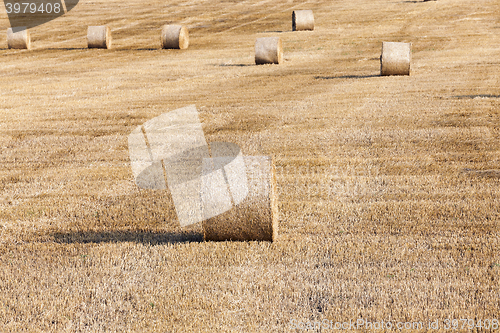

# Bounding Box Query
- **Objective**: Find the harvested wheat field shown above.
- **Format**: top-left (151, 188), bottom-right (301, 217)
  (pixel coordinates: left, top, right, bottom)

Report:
top-left (1, 0), bottom-right (500, 331)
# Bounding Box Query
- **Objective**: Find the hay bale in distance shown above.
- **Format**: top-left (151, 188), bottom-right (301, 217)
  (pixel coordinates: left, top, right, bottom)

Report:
top-left (87, 26), bottom-right (112, 49)
top-left (161, 25), bottom-right (189, 49)
top-left (255, 37), bottom-right (283, 65)
top-left (202, 156), bottom-right (278, 242)
top-left (380, 42), bottom-right (411, 76)
top-left (292, 10), bottom-right (314, 31)
top-left (7, 27), bottom-right (30, 50)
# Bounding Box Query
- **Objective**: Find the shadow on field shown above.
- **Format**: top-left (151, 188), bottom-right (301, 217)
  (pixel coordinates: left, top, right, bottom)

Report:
top-left (52, 230), bottom-right (204, 244)
top-left (46, 48), bottom-right (87, 51)
top-left (315, 74), bottom-right (380, 80)
top-left (453, 94), bottom-right (500, 99)
top-left (218, 63), bottom-right (253, 67)
top-left (460, 168), bottom-right (500, 179)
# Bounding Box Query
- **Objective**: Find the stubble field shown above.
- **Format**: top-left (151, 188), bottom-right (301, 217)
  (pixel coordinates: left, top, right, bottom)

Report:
top-left (0, 0), bottom-right (499, 331)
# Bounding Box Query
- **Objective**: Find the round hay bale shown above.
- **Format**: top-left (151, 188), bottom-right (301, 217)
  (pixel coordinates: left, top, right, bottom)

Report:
top-left (202, 156), bottom-right (278, 242)
top-left (255, 37), bottom-right (283, 65)
top-left (7, 27), bottom-right (30, 50)
top-left (201, 142), bottom-right (249, 223)
top-left (87, 26), bottom-right (112, 49)
top-left (292, 10), bottom-right (314, 31)
top-left (161, 25), bottom-right (189, 49)
top-left (380, 41), bottom-right (411, 76)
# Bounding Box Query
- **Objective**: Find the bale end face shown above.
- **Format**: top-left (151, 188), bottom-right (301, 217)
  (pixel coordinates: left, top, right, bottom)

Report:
top-left (7, 27), bottom-right (30, 50)
top-left (380, 41), bottom-right (411, 76)
top-left (161, 25), bottom-right (189, 49)
top-left (87, 26), bottom-right (112, 49)
top-left (255, 37), bottom-right (283, 65)
top-left (292, 10), bottom-right (314, 31)
top-left (202, 156), bottom-right (278, 242)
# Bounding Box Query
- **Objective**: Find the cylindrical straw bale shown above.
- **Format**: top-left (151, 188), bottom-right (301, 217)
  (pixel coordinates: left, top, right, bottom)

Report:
top-left (161, 25), bottom-right (189, 49)
top-left (7, 27), bottom-right (30, 50)
top-left (292, 10), bottom-right (314, 31)
top-left (255, 37), bottom-right (283, 65)
top-left (87, 26), bottom-right (112, 49)
top-left (202, 156), bottom-right (278, 242)
top-left (380, 42), bottom-right (411, 76)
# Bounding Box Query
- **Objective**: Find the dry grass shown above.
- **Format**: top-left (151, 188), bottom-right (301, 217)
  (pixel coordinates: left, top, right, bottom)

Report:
top-left (1, 0), bottom-right (500, 331)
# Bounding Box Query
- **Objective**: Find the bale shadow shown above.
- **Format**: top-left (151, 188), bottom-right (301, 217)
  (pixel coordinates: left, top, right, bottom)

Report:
top-left (46, 48), bottom-right (87, 50)
top-left (453, 94), bottom-right (500, 99)
top-left (257, 30), bottom-right (287, 33)
top-left (218, 63), bottom-right (253, 67)
top-left (315, 74), bottom-right (380, 80)
top-left (110, 48), bottom-right (161, 52)
top-left (52, 229), bottom-right (204, 245)
top-left (460, 168), bottom-right (500, 179)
